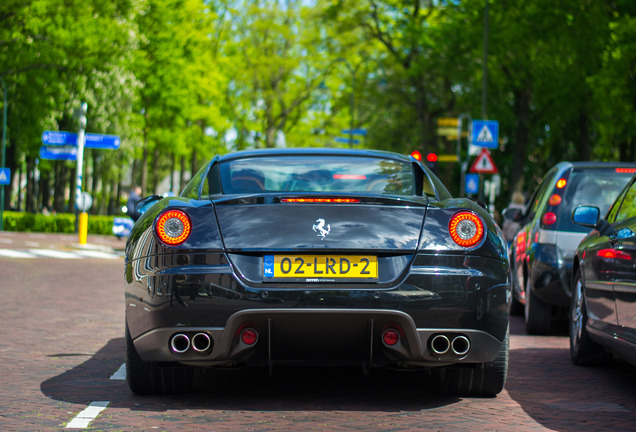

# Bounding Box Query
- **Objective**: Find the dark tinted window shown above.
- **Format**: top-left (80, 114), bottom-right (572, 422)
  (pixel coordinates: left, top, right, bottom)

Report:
top-left (218, 156), bottom-right (421, 196)
top-left (558, 169), bottom-right (634, 232)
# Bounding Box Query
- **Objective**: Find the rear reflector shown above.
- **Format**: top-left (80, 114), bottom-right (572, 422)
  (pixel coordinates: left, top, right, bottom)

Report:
top-left (240, 328), bottom-right (258, 345)
top-left (281, 198), bottom-right (360, 203)
top-left (382, 329), bottom-right (400, 346)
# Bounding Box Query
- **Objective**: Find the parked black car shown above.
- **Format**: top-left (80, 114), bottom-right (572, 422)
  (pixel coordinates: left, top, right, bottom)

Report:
top-left (504, 162), bottom-right (636, 335)
top-left (124, 148), bottom-right (512, 396)
top-left (570, 174), bottom-right (636, 366)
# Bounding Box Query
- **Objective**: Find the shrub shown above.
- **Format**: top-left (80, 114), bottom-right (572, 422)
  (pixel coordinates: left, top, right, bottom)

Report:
top-left (1, 211), bottom-right (117, 235)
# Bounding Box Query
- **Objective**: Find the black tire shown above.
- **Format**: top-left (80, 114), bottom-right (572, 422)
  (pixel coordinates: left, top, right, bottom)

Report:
top-left (434, 326), bottom-right (509, 397)
top-left (126, 325), bottom-right (193, 395)
top-left (524, 277), bottom-right (551, 335)
top-left (569, 269), bottom-right (610, 366)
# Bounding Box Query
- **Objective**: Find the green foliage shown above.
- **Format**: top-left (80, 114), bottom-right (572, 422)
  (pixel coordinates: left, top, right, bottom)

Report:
top-left (2, 211), bottom-right (116, 235)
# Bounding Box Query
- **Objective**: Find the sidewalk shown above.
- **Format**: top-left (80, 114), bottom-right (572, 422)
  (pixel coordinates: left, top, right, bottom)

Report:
top-left (0, 230), bottom-right (127, 253)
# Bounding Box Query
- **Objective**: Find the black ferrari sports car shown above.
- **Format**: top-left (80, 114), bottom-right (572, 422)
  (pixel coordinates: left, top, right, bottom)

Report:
top-left (124, 148), bottom-right (511, 396)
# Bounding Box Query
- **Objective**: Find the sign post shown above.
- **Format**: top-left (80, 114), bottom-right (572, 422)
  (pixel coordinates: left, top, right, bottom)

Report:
top-left (0, 77), bottom-right (7, 231)
top-left (75, 103), bottom-right (88, 245)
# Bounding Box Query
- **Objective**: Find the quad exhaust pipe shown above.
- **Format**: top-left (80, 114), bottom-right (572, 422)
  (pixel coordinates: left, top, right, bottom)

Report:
top-left (430, 334), bottom-right (470, 357)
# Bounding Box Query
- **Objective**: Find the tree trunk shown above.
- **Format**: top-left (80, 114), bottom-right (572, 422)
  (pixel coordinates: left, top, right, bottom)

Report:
top-left (510, 87), bottom-right (531, 196)
top-left (25, 157), bottom-right (36, 212)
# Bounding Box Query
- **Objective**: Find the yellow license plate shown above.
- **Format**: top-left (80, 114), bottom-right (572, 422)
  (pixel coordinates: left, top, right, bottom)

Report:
top-left (263, 255), bottom-right (378, 281)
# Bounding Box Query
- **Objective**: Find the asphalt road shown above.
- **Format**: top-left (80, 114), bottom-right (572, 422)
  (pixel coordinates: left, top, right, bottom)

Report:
top-left (1, 232), bottom-right (636, 431)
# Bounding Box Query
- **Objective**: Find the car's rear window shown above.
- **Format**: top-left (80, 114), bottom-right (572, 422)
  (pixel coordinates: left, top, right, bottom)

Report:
top-left (558, 169), bottom-right (634, 232)
top-left (218, 155), bottom-right (418, 196)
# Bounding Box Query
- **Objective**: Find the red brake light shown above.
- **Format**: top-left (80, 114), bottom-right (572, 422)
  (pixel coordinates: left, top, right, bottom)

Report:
top-left (548, 194), bottom-right (562, 206)
top-left (411, 151), bottom-right (422, 161)
top-left (382, 329), bottom-right (400, 346)
top-left (616, 168), bottom-right (636, 174)
top-left (449, 212), bottom-right (485, 247)
top-left (281, 198), bottom-right (360, 203)
top-left (542, 212), bottom-right (557, 225)
top-left (556, 178), bottom-right (567, 189)
top-left (155, 210), bottom-right (191, 246)
top-left (427, 153), bottom-right (438, 163)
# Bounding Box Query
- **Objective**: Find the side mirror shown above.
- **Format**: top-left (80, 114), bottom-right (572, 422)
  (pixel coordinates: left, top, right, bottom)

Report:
top-left (502, 207), bottom-right (523, 222)
top-left (572, 205), bottom-right (600, 228)
top-left (130, 195), bottom-right (162, 221)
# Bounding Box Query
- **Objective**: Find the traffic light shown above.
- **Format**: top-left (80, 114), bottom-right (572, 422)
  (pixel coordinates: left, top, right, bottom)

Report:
top-left (410, 150), bottom-right (422, 161)
top-left (426, 152), bottom-right (438, 174)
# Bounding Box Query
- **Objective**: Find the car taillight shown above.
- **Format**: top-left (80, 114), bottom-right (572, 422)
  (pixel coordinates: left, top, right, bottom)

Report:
top-left (548, 194), bottom-right (562, 206)
top-left (155, 209), bottom-right (192, 246)
top-left (449, 211), bottom-right (485, 247)
top-left (616, 168), bottom-right (636, 174)
top-left (556, 178), bottom-right (567, 189)
top-left (542, 212), bottom-right (557, 225)
top-left (281, 198), bottom-right (360, 203)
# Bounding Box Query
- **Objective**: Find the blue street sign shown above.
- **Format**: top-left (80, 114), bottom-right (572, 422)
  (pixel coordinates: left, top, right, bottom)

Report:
top-left (85, 133), bottom-right (121, 150)
top-left (41, 130), bottom-right (120, 150)
top-left (335, 137), bottom-right (360, 145)
top-left (41, 131), bottom-right (77, 145)
top-left (341, 128), bottom-right (368, 136)
top-left (465, 173), bottom-right (479, 195)
top-left (39, 145), bottom-right (78, 161)
top-left (0, 168), bottom-right (10, 185)
top-left (471, 120), bottom-right (499, 149)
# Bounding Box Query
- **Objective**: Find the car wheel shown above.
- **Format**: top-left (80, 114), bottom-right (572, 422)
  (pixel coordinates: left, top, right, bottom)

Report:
top-left (125, 324), bottom-right (193, 395)
top-left (434, 325), bottom-right (509, 397)
top-left (524, 277), bottom-right (551, 335)
top-left (569, 269), bottom-right (610, 366)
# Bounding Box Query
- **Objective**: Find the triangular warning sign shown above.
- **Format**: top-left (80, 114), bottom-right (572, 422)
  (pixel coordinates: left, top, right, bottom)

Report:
top-left (476, 125), bottom-right (494, 143)
top-left (470, 148), bottom-right (498, 174)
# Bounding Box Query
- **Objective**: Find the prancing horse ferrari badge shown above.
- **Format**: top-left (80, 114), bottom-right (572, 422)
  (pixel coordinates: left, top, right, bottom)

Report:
top-left (312, 218), bottom-right (331, 239)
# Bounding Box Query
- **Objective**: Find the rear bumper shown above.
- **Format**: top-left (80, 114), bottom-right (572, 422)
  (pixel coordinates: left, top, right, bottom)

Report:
top-left (133, 309), bottom-right (504, 367)
top-left (125, 252), bottom-right (511, 367)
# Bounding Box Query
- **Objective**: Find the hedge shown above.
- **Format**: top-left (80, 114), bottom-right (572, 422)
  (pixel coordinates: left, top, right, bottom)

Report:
top-left (1, 211), bottom-right (117, 235)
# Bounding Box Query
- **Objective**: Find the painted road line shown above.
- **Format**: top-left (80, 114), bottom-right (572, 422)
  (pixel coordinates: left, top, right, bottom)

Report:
top-left (66, 401), bottom-right (110, 429)
top-left (76, 250), bottom-right (120, 259)
top-left (28, 249), bottom-right (80, 259)
top-left (0, 249), bottom-right (36, 259)
top-left (110, 363), bottom-right (126, 380)
top-left (24, 241), bottom-right (40, 247)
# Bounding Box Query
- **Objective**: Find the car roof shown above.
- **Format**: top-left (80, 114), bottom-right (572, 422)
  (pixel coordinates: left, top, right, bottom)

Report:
top-left (555, 161), bottom-right (636, 171)
top-left (217, 148), bottom-right (412, 163)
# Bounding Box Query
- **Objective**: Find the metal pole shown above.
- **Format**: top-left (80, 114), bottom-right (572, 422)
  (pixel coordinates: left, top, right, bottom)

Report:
top-left (0, 77), bottom-right (7, 231)
top-left (75, 103), bottom-right (87, 237)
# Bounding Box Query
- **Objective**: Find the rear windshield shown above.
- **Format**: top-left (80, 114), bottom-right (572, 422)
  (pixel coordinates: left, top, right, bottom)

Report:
top-left (558, 169), bottom-right (634, 232)
top-left (219, 155), bottom-right (417, 196)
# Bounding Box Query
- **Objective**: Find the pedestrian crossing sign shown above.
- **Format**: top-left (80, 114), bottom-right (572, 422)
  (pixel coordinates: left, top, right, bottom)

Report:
top-left (470, 148), bottom-right (499, 174)
top-left (0, 168), bottom-right (10, 185)
top-left (472, 120), bottom-right (499, 149)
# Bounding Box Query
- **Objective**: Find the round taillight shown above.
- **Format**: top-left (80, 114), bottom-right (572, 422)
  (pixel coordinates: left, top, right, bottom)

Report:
top-left (156, 210), bottom-right (191, 246)
top-left (542, 212), bottom-right (557, 225)
top-left (548, 194), bottom-right (562, 206)
top-left (449, 212), bottom-right (485, 248)
top-left (556, 178), bottom-right (567, 189)
top-left (240, 328), bottom-right (259, 345)
top-left (383, 329), bottom-right (400, 346)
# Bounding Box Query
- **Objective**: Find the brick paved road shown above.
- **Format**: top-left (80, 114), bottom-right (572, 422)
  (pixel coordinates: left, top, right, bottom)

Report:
top-left (1, 232), bottom-right (635, 431)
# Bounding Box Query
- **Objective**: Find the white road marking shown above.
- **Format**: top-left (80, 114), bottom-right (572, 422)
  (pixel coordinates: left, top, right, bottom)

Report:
top-left (66, 401), bottom-right (110, 429)
top-left (110, 363), bottom-right (126, 380)
top-left (0, 249), bottom-right (36, 259)
top-left (24, 241), bottom-right (40, 247)
top-left (28, 249), bottom-right (79, 259)
top-left (75, 250), bottom-right (119, 259)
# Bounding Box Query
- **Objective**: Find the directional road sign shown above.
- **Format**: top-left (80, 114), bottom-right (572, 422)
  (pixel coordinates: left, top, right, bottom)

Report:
top-left (471, 120), bottom-right (499, 149)
top-left (0, 168), bottom-right (10, 185)
top-left (470, 147), bottom-right (499, 174)
top-left (41, 130), bottom-right (121, 150)
top-left (39, 145), bottom-right (78, 161)
top-left (341, 128), bottom-right (367, 136)
top-left (335, 137), bottom-right (360, 145)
